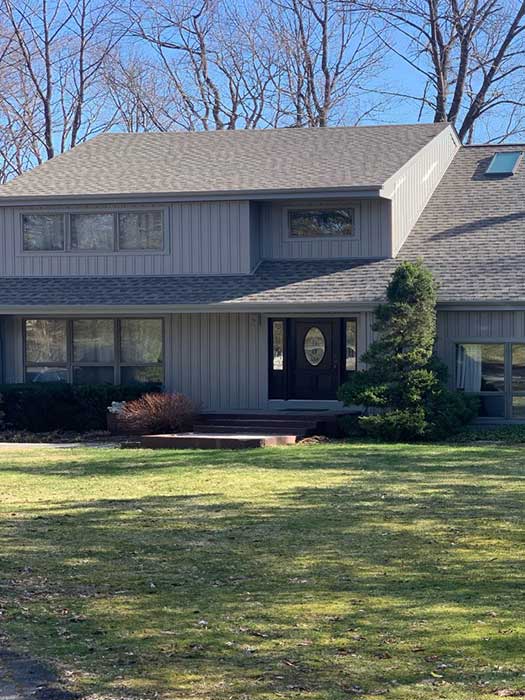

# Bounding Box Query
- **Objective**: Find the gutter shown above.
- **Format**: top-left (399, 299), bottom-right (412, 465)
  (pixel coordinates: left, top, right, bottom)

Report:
top-left (0, 185), bottom-right (384, 207)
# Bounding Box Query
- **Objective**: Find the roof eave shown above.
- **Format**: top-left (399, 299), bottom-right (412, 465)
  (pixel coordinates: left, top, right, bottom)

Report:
top-left (0, 185), bottom-right (384, 206)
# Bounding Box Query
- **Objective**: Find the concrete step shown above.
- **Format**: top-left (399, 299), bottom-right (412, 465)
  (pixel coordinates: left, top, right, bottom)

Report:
top-left (193, 424), bottom-right (308, 436)
top-left (141, 433), bottom-right (298, 449)
top-left (196, 417), bottom-right (317, 432)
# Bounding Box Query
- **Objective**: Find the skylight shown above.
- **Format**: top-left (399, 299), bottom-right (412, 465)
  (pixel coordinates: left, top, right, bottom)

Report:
top-left (485, 151), bottom-right (523, 176)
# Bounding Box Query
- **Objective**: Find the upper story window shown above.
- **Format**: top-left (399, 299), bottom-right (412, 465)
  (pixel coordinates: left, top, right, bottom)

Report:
top-left (288, 207), bottom-right (354, 239)
top-left (22, 210), bottom-right (164, 252)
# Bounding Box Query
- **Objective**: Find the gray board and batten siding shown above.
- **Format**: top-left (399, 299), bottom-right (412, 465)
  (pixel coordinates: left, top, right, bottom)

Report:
top-left (0, 201), bottom-right (253, 277)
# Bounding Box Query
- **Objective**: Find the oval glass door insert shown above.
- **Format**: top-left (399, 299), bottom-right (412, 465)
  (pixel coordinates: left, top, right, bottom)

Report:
top-left (304, 327), bottom-right (326, 366)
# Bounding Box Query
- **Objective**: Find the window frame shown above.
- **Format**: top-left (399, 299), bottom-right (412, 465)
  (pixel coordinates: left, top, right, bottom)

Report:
top-left (20, 209), bottom-right (168, 255)
top-left (453, 340), bottom-right (525, 421)
top-left (283, 203), bottom-right (360, 242)
top-left (22, 213), bottom-right (66, 252)
top-left (23, 317), bottom-right (165, 386)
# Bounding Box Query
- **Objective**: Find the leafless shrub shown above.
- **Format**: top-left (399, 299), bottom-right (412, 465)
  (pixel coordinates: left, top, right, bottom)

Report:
top-left (118, 392), bottom-right (198, 435)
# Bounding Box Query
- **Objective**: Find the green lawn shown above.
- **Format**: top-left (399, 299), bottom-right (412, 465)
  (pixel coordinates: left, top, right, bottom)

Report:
top-left (0, 442), bottom-right (523, 700)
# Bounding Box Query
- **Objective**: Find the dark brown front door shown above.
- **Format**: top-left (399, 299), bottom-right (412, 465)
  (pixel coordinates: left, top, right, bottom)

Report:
top-left (289, 319), bottom-right (341, 399)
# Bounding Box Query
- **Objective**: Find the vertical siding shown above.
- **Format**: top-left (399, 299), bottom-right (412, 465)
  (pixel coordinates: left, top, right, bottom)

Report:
top-left (0, 201), bottom-right (252, 276)
top-left (0, 316), bottom-right (24, 383)
top-left (249, 202), bottom-right (261, 270)
top-left (436, 310), bottom-right (525, 387)
top-left (384, 125), bottom-right (460, 256)
top-left (260, 198), bottom-right (391, 260)
top-left (1, 310), bottom-right (376, 408)
top-left (166, 312), bottom-right (267, 410)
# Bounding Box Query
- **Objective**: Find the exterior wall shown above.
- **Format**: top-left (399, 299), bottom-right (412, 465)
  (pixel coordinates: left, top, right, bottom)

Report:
top-left (436, 309), bottom-right (525, 384)
top-left (165, 312), bottom-right (268, 410)
top-left (258, 198), bottom-right (392, 260)
top-left (0, 316), bottom-right (23, 383)
top-left (1, 310), bottom-right (375, 410)
top-left (383, 124), bottom-right (460, 256)
top-left (0, 200), bottom-right (253, 277)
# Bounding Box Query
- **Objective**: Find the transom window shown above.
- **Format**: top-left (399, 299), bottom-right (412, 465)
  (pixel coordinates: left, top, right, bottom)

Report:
top-left (22, 211), bottom-right (164, 252)
top-left (25, 318), bottom-right (163, 385)
top-left (288, 207), bottom-right (354, 238)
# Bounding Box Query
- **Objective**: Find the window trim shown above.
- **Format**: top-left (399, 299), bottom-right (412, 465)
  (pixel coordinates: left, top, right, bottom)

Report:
top-left (23, 317), bottom-right (165, 386)
top-left (453, 340), bottom-right (525, 421)
top-left (20, 209), bottom-right (168, 255)
top-left (283, 203), bottom-right (360, 242)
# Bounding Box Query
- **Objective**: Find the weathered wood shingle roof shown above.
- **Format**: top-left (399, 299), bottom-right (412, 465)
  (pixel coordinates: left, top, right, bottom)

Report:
top-left (0, 123), bottom-right (448, 200)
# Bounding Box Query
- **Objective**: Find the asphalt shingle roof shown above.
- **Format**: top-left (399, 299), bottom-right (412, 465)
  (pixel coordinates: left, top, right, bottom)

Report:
top-left (1, 142), bottom-right (525, 307)
top-left (0, 123), bottom-right (448, 199)
top-left (397, 144), bottom-right (525, 302)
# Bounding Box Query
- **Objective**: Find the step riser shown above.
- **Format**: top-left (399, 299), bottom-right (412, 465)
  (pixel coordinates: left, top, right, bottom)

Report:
top-left (197, 421), bottom-right (317, 430)
top-left (194, 426), bottom-right (307, 436)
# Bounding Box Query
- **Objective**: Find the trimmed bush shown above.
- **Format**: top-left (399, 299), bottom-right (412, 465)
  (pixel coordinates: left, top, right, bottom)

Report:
top-left (117, 392), bottom-right (197, 434)
top-left (0, 383), bottom-right (160, 433)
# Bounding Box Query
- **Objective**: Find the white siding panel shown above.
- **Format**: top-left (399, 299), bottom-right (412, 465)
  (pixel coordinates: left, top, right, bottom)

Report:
top-left (0, 200), bottom-right (252, 276)
top-left (384, 125), bottom-right (459, 256)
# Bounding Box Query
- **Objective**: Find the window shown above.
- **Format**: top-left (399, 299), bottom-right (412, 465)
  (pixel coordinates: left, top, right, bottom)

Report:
top-left (345, 320), bottom-right (357, 372)
top-left (25, 319), bottom-right (68, 383)
top-left (485, 151), bottom-right (522, 176)
top-left (271, 321), bottom-right (284, 371)
top-left (71, 214), bottom-right (114, 250)
top-left (456, 343), bottom-right (505, 418)
top-left (23, 214), bottom-right (65, 251)
top-left (119, 212), bottom-right (163, 250)
top-left (24, 318), bottom-right (163, 385)
top-left (288, 208), bottom-right (353, 238)
top-left (512, 344), bottom-right (525, 418)
top-left (22, 210), bottom-right (164, 252)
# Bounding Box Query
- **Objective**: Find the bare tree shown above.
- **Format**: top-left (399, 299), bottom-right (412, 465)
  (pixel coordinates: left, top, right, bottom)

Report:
top-left (124, 0), bottom-right (279, 130)
top-left (265, 0), bottom-right (385, 127)
top-left (123, 0), bottom-right (386, 130)
top-left (0, 0), bottom-right (122, 171)
top-left (367, 0), bottom-right (525, 142)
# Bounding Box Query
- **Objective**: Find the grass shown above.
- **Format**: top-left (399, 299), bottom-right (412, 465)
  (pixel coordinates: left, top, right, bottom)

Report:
top-left (0, 442), bottom-right (523, 700)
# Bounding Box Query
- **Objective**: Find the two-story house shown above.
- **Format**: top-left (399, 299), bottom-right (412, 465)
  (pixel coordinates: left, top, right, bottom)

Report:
top-left (0, 122), bottom-right (524, 422)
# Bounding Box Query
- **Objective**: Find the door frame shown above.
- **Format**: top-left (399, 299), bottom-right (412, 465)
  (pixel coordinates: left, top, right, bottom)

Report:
top-left (268, 317), bottom-right (357, 401)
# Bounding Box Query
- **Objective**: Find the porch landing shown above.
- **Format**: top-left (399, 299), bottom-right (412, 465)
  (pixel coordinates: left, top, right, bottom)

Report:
top-left (140, 409), bottom-right (355, 449)
top-left (141, 433), bottom-right (297, 449)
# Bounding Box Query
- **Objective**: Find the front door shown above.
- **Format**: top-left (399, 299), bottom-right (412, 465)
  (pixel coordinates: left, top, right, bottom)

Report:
top-left (289, 319), bottom-right (341, 399)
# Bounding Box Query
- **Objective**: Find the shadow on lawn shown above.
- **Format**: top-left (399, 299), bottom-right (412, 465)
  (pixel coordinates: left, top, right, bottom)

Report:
top-left (0, 445), bottom-right (523, 699)
top-left (0, 440), bottom-right (523, 478)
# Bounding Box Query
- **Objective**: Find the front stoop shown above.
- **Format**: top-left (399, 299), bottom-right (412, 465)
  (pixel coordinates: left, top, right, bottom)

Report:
top-left (141, 433), bottom-right (298, 449)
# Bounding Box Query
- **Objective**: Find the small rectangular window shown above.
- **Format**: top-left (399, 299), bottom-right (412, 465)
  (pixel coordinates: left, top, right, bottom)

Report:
top-left (118, 211), bottom-right (163, 250)
top-left (288, 208), bottom-right (353, 238)
top-left (345, 320), bottom-right (357, 372)
top-left (73, 366), bottom-right (114, 384)
top-left (71, 213), bottom-right (114, 250)
top-left (23, 214), bottom-right (65, 251)
top-left (272, 320), bottom-right (284, 371)
top-left (120, 366), bottom-right (164, 385)
top-left (485, 151), bottom-right (522, 176)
